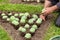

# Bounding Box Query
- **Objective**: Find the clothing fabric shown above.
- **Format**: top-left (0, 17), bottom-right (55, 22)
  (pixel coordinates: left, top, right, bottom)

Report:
top-left (56, 15), bottom-right (60, 27)
top-left (48, 0), bottom-right (60, 8)
top-left (48, 0), bottom-right (60, 26)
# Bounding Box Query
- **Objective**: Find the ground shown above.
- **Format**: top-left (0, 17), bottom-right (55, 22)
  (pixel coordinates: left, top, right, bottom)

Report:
top-left (0, 0), bottom-right (60, 40)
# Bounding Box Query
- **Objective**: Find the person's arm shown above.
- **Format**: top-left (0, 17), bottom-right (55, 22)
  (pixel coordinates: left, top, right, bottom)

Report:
top-left (40, 0), bottom-right (58, 21)
top-left (44, 0), bottom-right (52, 8)
top-left (42, 5), bottom-right (58, 16)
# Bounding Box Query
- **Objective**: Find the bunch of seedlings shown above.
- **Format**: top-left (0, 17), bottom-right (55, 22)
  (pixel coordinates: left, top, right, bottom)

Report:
top-left (0, 12), bottom-right (43, 39)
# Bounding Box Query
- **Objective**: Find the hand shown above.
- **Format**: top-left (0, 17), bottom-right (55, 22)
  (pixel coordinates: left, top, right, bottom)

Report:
top-left (40, 14), bottom-right (46, 21)
top-left (40, 7), bottom-right (53, 21)
top-left (42, 7), bottom-right (54, 15)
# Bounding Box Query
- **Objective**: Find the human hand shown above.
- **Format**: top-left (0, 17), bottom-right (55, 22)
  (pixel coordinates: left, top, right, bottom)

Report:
top-left (40, 14), bottom-right (46, 21)
top-left (42, 7), bottom-right (55, 15)
top-left (40, 7), bottom-right (53, 21)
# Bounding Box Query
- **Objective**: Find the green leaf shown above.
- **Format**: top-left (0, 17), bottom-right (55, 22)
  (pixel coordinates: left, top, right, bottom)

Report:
top-left (30, 28), bottom-right (35, 33)
top-left (36, 18), bottom-right (42, 24)
top-left (24, 24), bottom-right (30, 28)
top-left (2, 16), bottom-right (8, 19)
top-left (32, 25), bottom-right (38, 29)
top-left (12, 21), bottom-right (19, 26)
top-left (25, 33), bottom-right (31, 39)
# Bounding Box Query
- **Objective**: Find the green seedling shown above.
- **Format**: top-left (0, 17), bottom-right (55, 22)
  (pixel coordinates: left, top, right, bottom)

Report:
top-left (7, 18), bottom-right (10, 21)
top-left (31, 18), bottom-right (36, 21)
top-left (8, 13), bottom-right (12, 16)
top-left (18, 27), bottom-right (26, 33)
top-left (14, 13), bottom-right (18, 17)
top-left (21, 16), bottom-right (27, 20)
top-left (32, 25), bottom-right (38, 29)
top-left (36, 18), bottom-right (42, 24)
top-left (30, 28), bottom-right (35, 33)
top-left (15, 18), bottom-right (19, 21)
top-left (25, 33), bottom-right (31, 39)
top-left (24, 24), bottom-right (30, 28)
top-left (18, 27), bottom-right (23, 31)
top-left (21, 28), bottom-right (26, 33)
top-left (24, 12), bottom-right (30, 17)
top-left (1, 13), bottom-right (6, 16)
top-left (20, 19), bottom-right (26, 23)
top-left (10, 16), bottom-right (16, 21)
top-left (32, 14), bottom-right (38, 19)
top-left (28, 19), bottom-right (34, 24)
top-left (2, 16), bottom-right (8, 19)
top-left (12, 20), bottom-right (19, 26)
top-left (19, 13), bottom-right (24, 17)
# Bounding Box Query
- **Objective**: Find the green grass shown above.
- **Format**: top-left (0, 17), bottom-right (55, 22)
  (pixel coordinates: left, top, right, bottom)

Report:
top-left (0, 0), bottom-right (8, 3)
top-left (0, 3), bottom-right (43, 14)
top-left (0, 25), bottom-right (12, 40)
top-left (44, 13), bottom-right (60, 40)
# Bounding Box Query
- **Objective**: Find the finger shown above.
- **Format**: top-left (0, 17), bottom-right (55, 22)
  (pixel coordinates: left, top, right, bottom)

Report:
top-left (43, 17), bottom-right (45, 21)
top-left (40, 15), bottom-right (46, 21)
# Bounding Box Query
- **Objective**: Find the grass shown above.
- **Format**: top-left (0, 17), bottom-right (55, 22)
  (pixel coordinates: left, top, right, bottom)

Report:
top-left (0, 0), bottom-right (12, 40)
top-left (0, 3), bottom-right (43, 14)
top-left (0, 0), bottom-right (7, 2)
top-left (0, 25), bottom-right (12, 40)
top-left (0, 0), bottom-right (8, 3)
top-left (44, 13), bottom-right (60, 40)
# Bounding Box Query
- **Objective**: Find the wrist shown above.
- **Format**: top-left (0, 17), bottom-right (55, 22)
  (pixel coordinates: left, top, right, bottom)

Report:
top-left (51, 5), bottom-right (58, 11)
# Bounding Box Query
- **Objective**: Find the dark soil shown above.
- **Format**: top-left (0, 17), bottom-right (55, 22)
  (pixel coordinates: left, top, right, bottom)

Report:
top-left (0, 11), bottom-right (54, 40)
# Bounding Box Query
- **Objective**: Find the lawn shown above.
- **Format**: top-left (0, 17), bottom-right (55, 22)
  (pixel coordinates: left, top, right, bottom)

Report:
top-left (0, 25), bottom-right (12, 40)
top-left (43, 13), bottom-right (60, 40)
top-left (0, 4), bottom-right (43, 14)
top-left (0, 0), bottom-right (60, 40)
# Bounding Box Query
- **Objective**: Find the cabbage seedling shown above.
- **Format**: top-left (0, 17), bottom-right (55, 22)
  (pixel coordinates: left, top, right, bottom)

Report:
top-left (28, 19), bottom-right (34, 24)
top-left (30, 28), bottom-right (35, 33)
top-left (24, 24), bottom-right (30, 28)
top-left (19, 13), bottom-right (24, 17)
top-left (8, 13), bottom-right (12, 16)
top-left (20, 19), bottom-right (26, 24)
top-left (1, 13), bottom-right (6, 16)
top-left (10, 16), bottom-right (16, 21)
top-left (2, 16), bottom-right (8, 19)
top-left (14, 13), bottom-right (18, 17)
top-left (25, 33), bottom-right (31, 39)
top-left (32, 14), bottom-right (38, 19)
top-left (7, 18), bottom-right (10, 21)
top-left (21, 16), bottom-right (27, 20)
top-left (18, 27), bottom-right (23, 31)
top-left (24, 12), bottom-right (30, 17)
top-left (31, 18), bottom-right (36, 21)
top-left (36, 18), bottom-right (42, 24)
top-left (32, 25), bottom-right (38, 29)
top-left (12, 20), bottom-right (19, 26)
top-left (18, 27), bottom-right (26, 33)
top-left (15, 18), bottom-right (19, 21)
top-left (21, 28), bottom-right (26, 33)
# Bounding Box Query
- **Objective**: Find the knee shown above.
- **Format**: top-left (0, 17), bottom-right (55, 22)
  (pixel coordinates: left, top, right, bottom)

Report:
top-left (56, 21), bottom-right (60, 27)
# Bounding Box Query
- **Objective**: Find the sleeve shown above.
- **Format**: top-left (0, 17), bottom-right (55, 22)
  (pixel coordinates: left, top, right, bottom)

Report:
top-left (56, 2), bottom-right (60, 9)
top-left (48, 0), bottom-right (59, 5)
